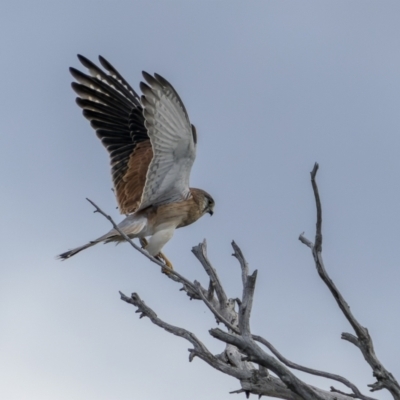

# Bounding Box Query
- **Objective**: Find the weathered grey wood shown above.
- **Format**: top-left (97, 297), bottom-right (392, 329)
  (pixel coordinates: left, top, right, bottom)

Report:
top-left (238, 270), bottom-right (257, 338)
top-left (192, 239), bottom-right (228, 308)
top-left (252, 335), bottom-right (376, 400)
top-left (232, 240), bottom-right (249, 287)
top-left (210, 328), bottom-right (326, 400)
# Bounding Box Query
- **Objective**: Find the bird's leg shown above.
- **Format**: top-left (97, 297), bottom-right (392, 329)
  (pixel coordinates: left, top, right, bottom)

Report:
top-left (139, 237), bottom-right (149, 249)
top-left (157, 252), bottom-right (174, 272)
top-left (139, 238), bottom-right (174, 273)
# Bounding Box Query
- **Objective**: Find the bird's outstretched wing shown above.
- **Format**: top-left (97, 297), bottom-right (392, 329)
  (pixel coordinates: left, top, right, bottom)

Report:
top-left (139, 72), bottom-right (197, 210)
top-left (70, 55), bottom-right (197, 214)
top-left (70, 55), bottom-right (151, 214)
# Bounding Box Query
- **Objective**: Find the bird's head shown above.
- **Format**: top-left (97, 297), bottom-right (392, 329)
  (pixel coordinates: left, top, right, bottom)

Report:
top-left (191, 188), bottom-right (215, 216)
top-left (201, 190), bottom-right (215, 216)
top-left (204, 193), bottom-right (215, 215)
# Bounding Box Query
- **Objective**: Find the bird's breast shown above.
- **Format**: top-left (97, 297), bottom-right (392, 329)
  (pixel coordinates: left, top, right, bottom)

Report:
top-left (146, 198), bottom-right (203, 230)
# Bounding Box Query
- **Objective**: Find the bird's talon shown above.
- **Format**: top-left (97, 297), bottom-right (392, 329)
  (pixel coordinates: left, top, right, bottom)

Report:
top-left (162, 266), bottom-right (172, 275)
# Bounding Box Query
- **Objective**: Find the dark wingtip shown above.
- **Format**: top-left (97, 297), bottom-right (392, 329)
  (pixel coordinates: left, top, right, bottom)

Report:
top-left (71, 81), bottom-right (82, 94)
top-left (69, 67), bottom-right (83, 80)
top-left (142, 71), bottom-right (151, 79)
top-left (139, 81), bottom-right (151, 93)
top-left (153, 73), bottom-right (172, 88)
top-left (191, 124), bottom-right (197, 144)
top-left (75, 97), bottom-right (85, 108)
top-left (77, 54), bottom-right (92, 67)
top-left (141, 71), bottom-right (156, 85)
top-left (77, 54), bottom-right (101, 71)
top-left (98, 55), bottom-right (113, 70)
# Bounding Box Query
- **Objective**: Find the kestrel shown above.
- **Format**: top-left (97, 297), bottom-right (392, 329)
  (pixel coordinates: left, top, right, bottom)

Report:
top-left (58, 55), bottom-right (215, 269)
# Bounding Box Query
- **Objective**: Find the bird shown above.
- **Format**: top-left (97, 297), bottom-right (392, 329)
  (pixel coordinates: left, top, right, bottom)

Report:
top-left (58, 55), bottom-right (215, 270)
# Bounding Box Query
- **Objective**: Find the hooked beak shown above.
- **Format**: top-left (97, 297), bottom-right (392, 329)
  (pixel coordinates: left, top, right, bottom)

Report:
top-left (208, 210), bottom-right (214, 216)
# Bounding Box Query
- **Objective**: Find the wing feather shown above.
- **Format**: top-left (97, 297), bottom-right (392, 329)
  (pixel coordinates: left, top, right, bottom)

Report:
top-left (70, 56), bottom-right (197, 214)
top-left (137, 73), bottom-right (196, 210)
top-left (70, 55), bottom-right (150, 214)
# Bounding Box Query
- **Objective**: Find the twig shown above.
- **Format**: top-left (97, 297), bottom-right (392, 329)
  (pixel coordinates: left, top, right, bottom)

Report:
top-left (331, 387), bottom-right (358, 398)
top-left (310, 163), bottom-right (322, 252)
top-left (298, 233), bottom-right (313, 249)
top-left (230, 389), bottom-right (246, 395)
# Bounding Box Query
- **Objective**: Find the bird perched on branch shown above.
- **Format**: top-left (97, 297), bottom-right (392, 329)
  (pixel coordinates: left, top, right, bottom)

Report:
top-left (58, 55), bottom-right (215, 270)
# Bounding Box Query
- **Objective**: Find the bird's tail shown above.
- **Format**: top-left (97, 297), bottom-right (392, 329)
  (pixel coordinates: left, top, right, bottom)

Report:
top-left (57, 241), bottom-right (99, 260)
top-left (57, 214), bottom-right (147, 260)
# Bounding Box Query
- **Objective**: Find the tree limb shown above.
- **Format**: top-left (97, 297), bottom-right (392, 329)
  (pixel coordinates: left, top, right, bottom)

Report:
top-left (232, 240), bottom-right (249, 286)
top-left (192, 240), bottom-right (228, 307)
top-left (239, 270), bottom-right (257, 338)
top-left (299, 163), bottom-right (400, 400)
top-left (119, 291), bottom-right (247, 380)
top-left (252, 335), bottom-right (376, 400)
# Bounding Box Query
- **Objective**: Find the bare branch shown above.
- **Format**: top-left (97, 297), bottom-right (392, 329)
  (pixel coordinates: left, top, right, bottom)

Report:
top-left (341, 333), bottom-right (361, 348)
top-left (299, 166), bottom-right (400, 399)
top-left (331, 387), bottom-right (359, 399)
top-left (119, 291), bottom-right (248, 381)
top-left (310, 162), bottom-right (322, 252)
top-left (192, 240), bottom-right (228, 307)
top-left (298, 233), bottom-right (313, 249)
top-left (206, 279), bottom-right (214, 301)
top-left (253, 335), bottom-right (376, 400)
top-left (239, 270), bottom-right (257, 338)
top-left (232, 240), bottom-right (249, 286)
top-left (210, 328), bottom-right (325, 400)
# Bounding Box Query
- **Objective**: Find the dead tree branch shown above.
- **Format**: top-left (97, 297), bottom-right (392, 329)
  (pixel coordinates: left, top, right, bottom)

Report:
top-left (118, 291), bottom-right (245, 379)
top-left (299, 163), bottom-right (400, 400)
top-left (252, 335), bottom-right (376, 400)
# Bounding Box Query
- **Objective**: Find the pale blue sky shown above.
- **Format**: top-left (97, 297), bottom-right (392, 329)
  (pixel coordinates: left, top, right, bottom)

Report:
top-left (1, 1), bottom-right (400, 399)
